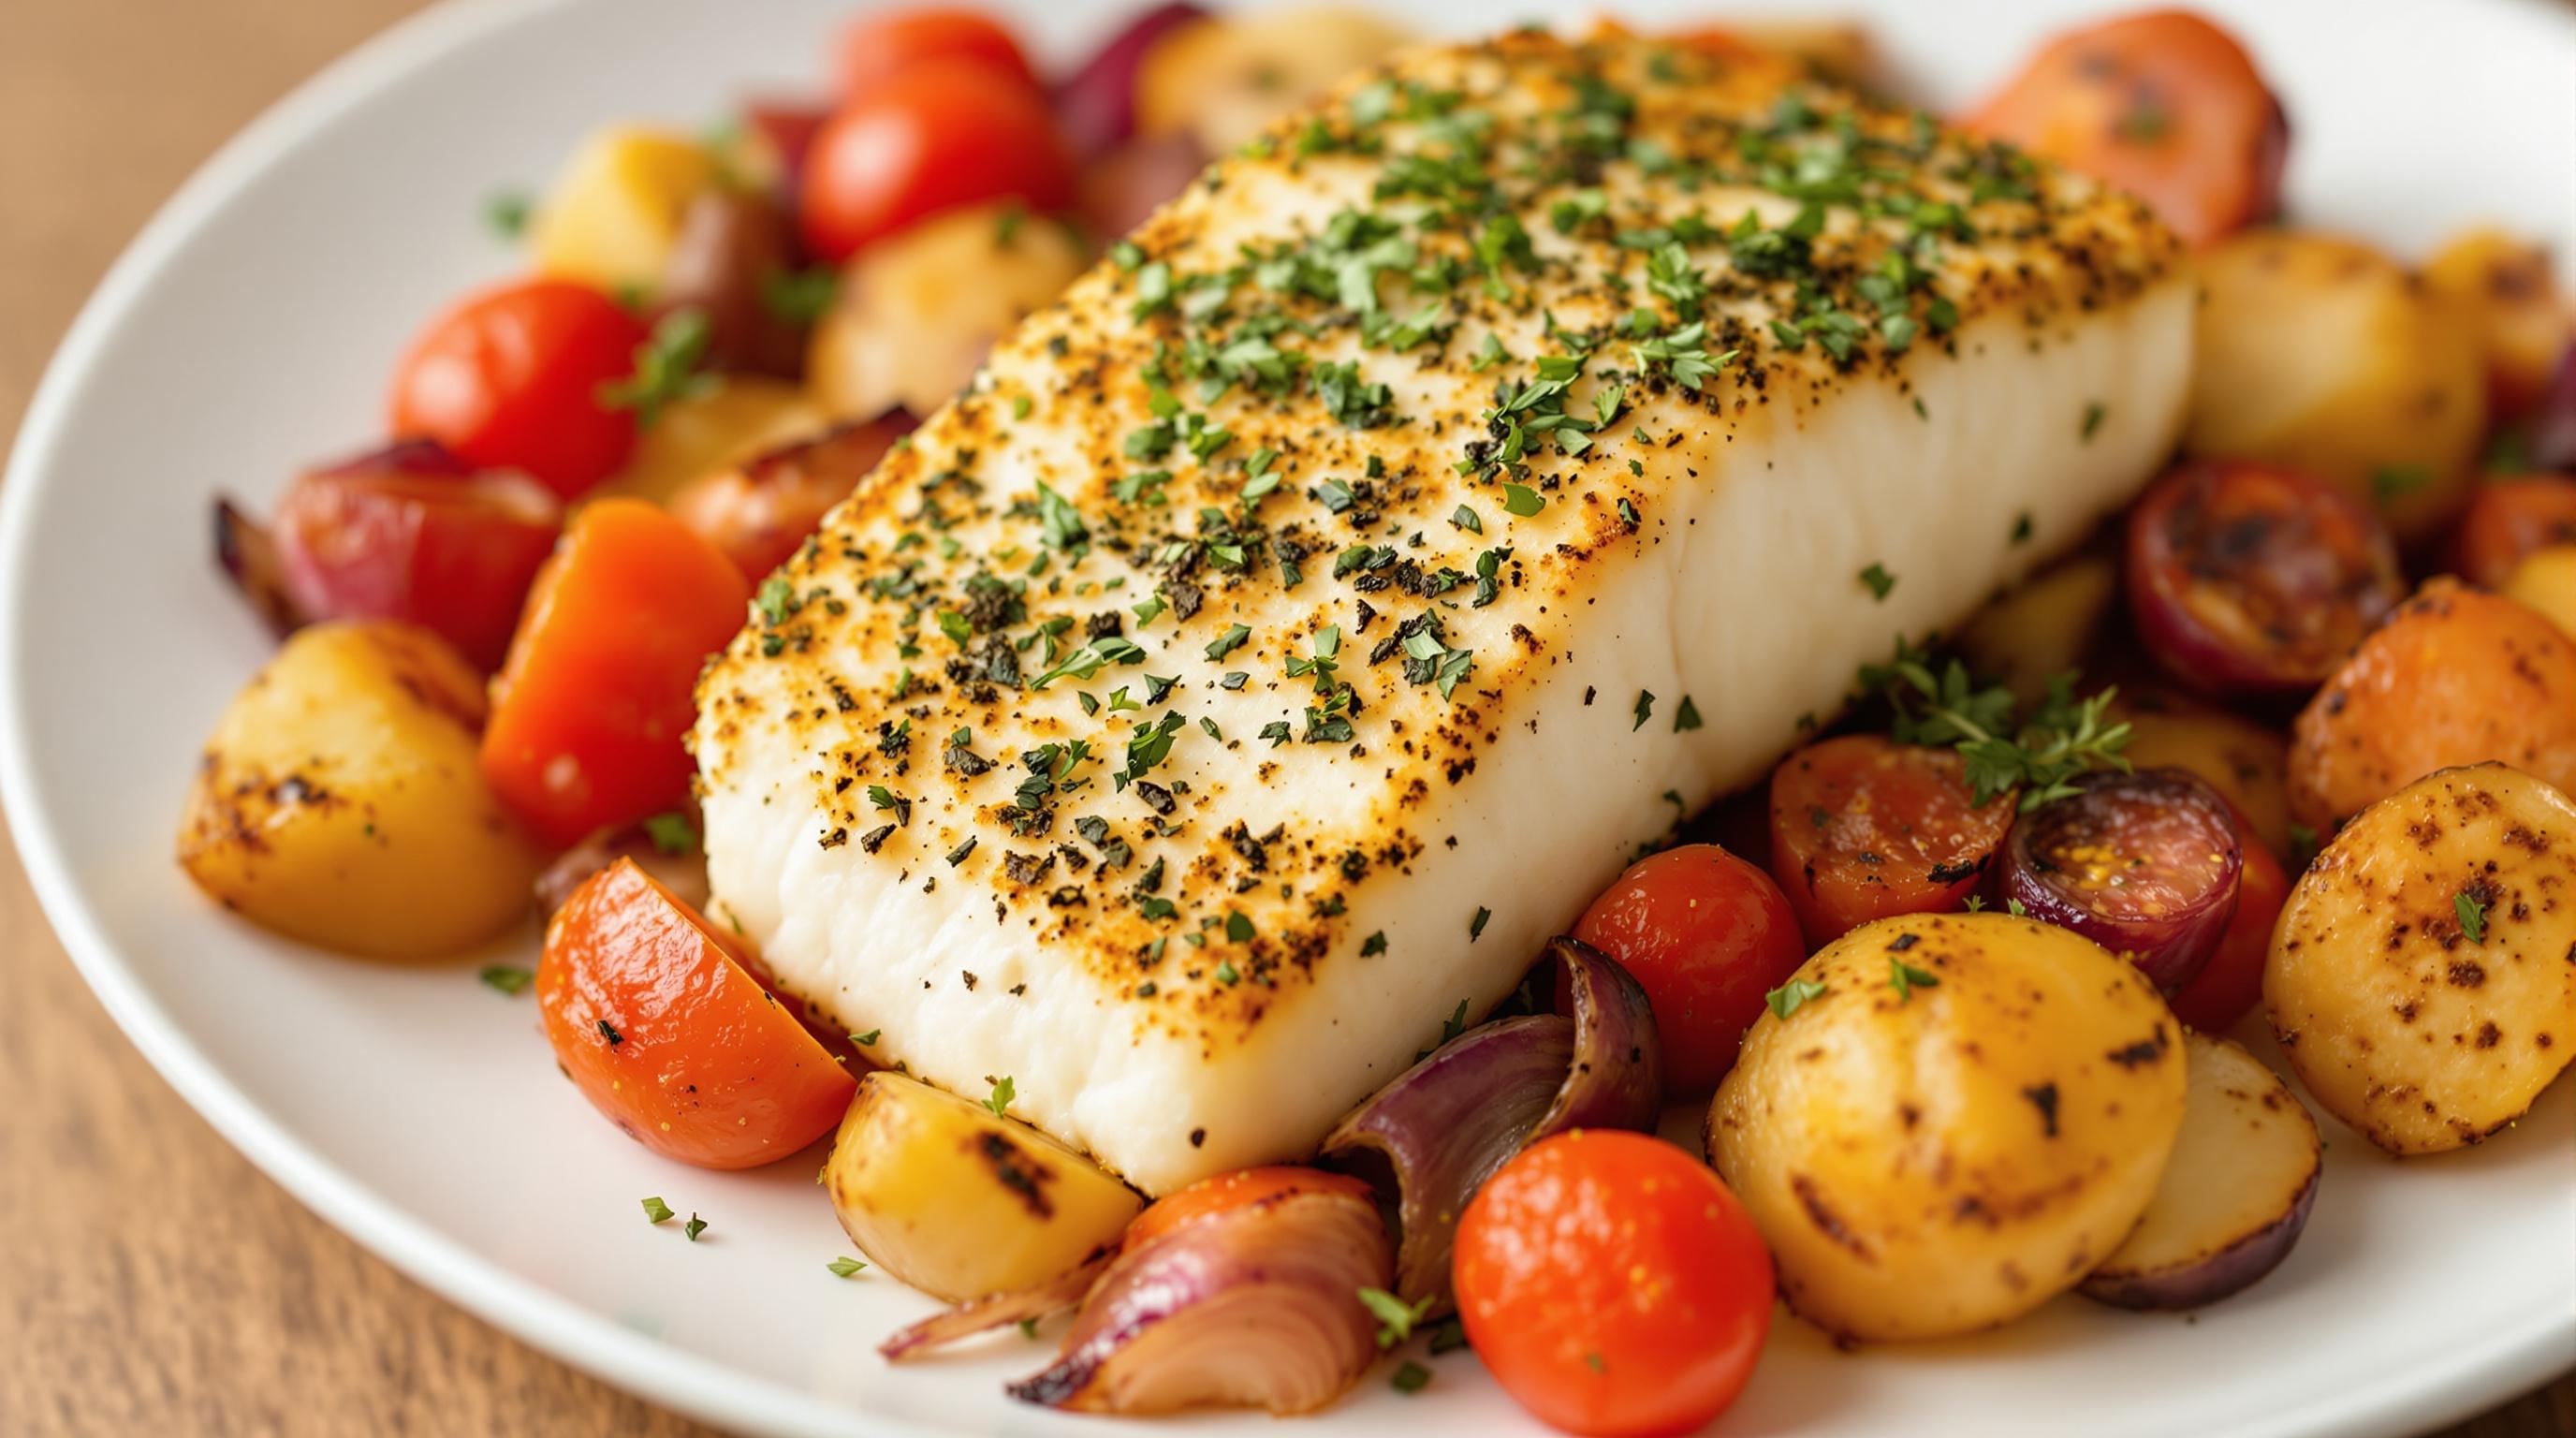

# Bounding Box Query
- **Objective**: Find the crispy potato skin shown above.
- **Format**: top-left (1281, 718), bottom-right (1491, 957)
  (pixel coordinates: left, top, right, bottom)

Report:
top-left (176, 621), bottom-right (543, 959)
top-left (2287, 580), bottom-right (2576, 829)
top-left (2186, 229), bottom-right (2486, 542)
top-left (2265, 763), bottom-right (2576, 1154)
top-left (825, 1072), bottom-right (1144, 1302)
top-left (1707, 913), bottom-right (2187, 1342)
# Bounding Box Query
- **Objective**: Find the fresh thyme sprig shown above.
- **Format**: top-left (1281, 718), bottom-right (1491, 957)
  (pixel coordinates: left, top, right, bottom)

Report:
top-left (1858, 640), bottom-right (2132, 811)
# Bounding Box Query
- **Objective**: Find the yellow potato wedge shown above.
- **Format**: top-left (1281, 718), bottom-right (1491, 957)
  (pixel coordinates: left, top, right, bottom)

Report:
top-left (2503, 546), bottom-right (2576, 639)
top-left (528, 125), bottom-right (722, 294)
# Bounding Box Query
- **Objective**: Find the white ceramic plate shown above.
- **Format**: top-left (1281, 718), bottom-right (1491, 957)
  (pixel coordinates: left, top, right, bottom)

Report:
top-left (7, 1), bottom-right (2573, 1434)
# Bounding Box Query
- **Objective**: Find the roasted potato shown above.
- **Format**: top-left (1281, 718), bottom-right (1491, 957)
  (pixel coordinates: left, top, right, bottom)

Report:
top-left (605, 377), bottom-right (827, 505)
top-left (1134, 7), bottom-right (1416, 156)
top-left (177, 621), bottom-right (542, 959)
top-left (2080, 1033), bottom-right (2320, 1311)
top-left (2505, 546), bottom-right (2576, 638)
top-left (2187, 229), bottom-right (2487, 543)
top-left (2287, 579), bottom-right (2576, 829)
top-left (826, 1072), bottom-right (1144, 1302)
top-left (2117, 688), bottom-right (2293, 860)
top-left (1707, 913), bottom-right (2187, 1342)
top-left (527, 126), bottom-right (722, 295)
top-left (1954, 554), bottom-right (2117, 708)
top-left (2266, 763), bottom-right (2576, 1154)
top-left (2422, 227), bottom-right (2572, 421)
top-left (806, 203), bottom-right (1086, 422)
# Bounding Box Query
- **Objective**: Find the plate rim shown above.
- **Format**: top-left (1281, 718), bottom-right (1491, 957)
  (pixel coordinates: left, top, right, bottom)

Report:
top-left (1, 1), bottom-right (2569, 1435)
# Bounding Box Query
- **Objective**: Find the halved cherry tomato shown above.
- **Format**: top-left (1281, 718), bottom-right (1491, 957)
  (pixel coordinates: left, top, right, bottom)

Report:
top-left (2125, 460), bottom-right (2404, 695)
top-left (388, 278), bottom-right (648, 498)
top-left (1122, 1166), bottom-right (1373, 1252)
top-left (2168, 832), bottom-right (2289, 1035)
top-left (2449, 476), bottom-right (2576, 589)
top-left (481, 498), bottom-right (750, 846)
top-left (271, 442), bottom-right (562, 670)
top-left (1998, 768), bottom-right (2244, 995)
top-left (1571, 844), bottom-right (1806, 1094)
top-left (538, 858), bottom-right (855, 1167)
top-left (1455, 1131), bottom-right (1772, 1438)
top-left (834, 7), bottom-right (1037, 103)
top-left (1768, 734), bottom-right (2013, 947)
top-left (668, 412), bottom-right (914, 578)
top-left (1963, 9), bottom-right (2286, 247)
top-left (799, 58), bottom-right (1076, 262)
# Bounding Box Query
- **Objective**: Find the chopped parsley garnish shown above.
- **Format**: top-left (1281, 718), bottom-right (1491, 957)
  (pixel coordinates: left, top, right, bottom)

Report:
top-left (852, 1029), bottom-right (881, 1047)
top-left (1470, 906), bottom-right (1492, 941)
top-left (1452, 505), bottom-right (1482, 534)
top-left (1215, 959), bottom-right (1241, 985)
top-left (827, 1255), bottom-right (868, 1278)
top-left (1501, 483), bottom-right (1544, 518)
top-left (596, 1019), bottom-right (623, 1047)
top-left (485, 190), bottom-right (531, 239)
top-left (2456, 889), bottom-right (2488, 946)
top-left (1861, 642), bottom-right (2131, 810)
top-left (1360, 931), bottom-right (1388, 957)
top-left (683, 1213), bottom-right (708, 1242)
top-left (1205, 624), bottom-right (1252, 661)
top-left (1359, 1286), bottom-right (1436, 1348)
top-left (1859, 563), bottom-right (1897, 601)
top-left (2371, 465), bottom-right (2433, 506)
top-left (758, 265), bottom-right (839, 326)
top-left (641, 1196), bottom-right (674, 1225)
top-left (1765, 978), bottom-right (1827, 1019)
top-left (1889, 958), bottom-right (1939, 1000)
top-left (1632, 690), bottom-right (1655, 731)
top-left (1674, 696), bottom-right (1704, 732)
top-left (1391, 1361), bottom-right (1432, 1394)
top-left (2006, 897), bottom-right (2029, 917)
top-left (642, 811), bottom-right (699, 854)
top-left (597, 308), bottom-right (716, 429)
top-left (2080, 401), bottom-right (2107, 442)
top-left (478, 964), bottom-right (534, 996)
top-left (984, 1076), bottom-right (1016, 1119)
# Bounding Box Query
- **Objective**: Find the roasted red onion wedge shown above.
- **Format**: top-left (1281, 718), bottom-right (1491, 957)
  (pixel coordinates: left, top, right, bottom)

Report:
top-left (1009, 1181), bottom-right (1391, 1416)
top-left (2531, 343), bottom-right (2576, 473)
top-left (2001, 768), bottom-right (2244, 994)
top-left (2125, 459), bottom-right (2403, 695)
top-left (212, 497), bottom-right (306, 638)
top-left (2082, 1033), bottom-right (2320, 1310)
top-left (1320, 937), bottom-right (1662, 1303)
top-left (1054, 2), bottom-right (1208, 156)
top-left (879, 1253), bottom-right (1110, 1362)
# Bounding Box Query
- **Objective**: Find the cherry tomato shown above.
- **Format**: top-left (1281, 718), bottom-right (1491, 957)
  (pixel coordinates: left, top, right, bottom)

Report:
top-left (1998, 768), bottom-right (2244, 994)
top-left (1963, 9), bottom-right (2286, 247)
top-left (834, 7), bottom-right (1037, 102)
top-left (798, 58), bottom-right (1076, 263)
top-left (1571, 844), bottom-right (1806, 1093)
top-left (669, 413), bottom-right (914, 578)
top-left (2168, 832), bottom-right (2290, 1034)
top-left (271, 443), bottom-right (562, 671)
top-left (1768, 734), bottom-right (2013, 947)
top-left (538, 858), bottom-right (855, 1167)
top-left (481, 499), bottom-right (751, 846)
top-left (2125, 459), bottom-right (2404, 695)
top-left (1122, 1166), bottom-right (1375, 1253)
top-left (1455, 1131), bottom-right (1773, 1438)
top-left (387, 278), bottom-right (647, 498)
top-left (2449, 476), bottom-right (2576, 589)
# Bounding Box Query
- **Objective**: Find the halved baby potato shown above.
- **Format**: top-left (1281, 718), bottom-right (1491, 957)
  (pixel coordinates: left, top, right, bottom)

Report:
top-left (2504, 546), bottom-right (2576, 639)
top-left (527, 125), bottom-right (723, 294)
top-left (1954, 554), bottom-right (2117, 708)
top-left (1134, 6), bottom-right (1416, 156)
top-left (177, 621), bottom-right (542, 959)
top-left (604, 376), bottom-right (827, 505)
top-left (2081, 1033), bottom-right (2320, 1311)
top-left (826, 1072), bottom-right (1144, 1303)
top-left (2266, 762), bottom-right (2576, 1154)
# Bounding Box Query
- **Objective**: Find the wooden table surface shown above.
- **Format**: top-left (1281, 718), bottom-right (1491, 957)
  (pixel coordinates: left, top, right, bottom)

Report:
top-left (0, 2), bottom-right (2568, 1435)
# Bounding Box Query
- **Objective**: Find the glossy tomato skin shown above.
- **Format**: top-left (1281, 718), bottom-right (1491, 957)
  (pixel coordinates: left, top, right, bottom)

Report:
top-left (1572, 844), bottom-right (1806, 1093)
top-left (668, 413), bottom-right (915, 578)
top-left (1768, 734), bottom-right (2013, 947)
top-left (835, 7), bottom-right (1037, 101)
top-left (2168, 832), bottom-right (2290, 1034)
top-left (1456, 1131), bottom-right (1773, 1438)
top-left (538, 858), bottom-right (856, 1167)
top-left (387, 278), bottom-right (646, 498)
top-left (272, 446), bottom-right (563, 670)
top-left (798, 59), bottom-right (1076, 263)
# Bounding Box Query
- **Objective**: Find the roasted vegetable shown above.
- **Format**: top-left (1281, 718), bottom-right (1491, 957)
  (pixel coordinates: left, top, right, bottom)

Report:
top-left (826, 1072), bottom-right (1144, 1303)
top-left (1767, 734), bottom-right (2013, 946)
top-left (2186, 229), bottom-right (2487, 542)
top-left (1709, 913), bottom-right (2187, 1342)
top-left (1057, 2), bottom-right (1209, 156)
top-left (2449, 476), bottom-right (2576, 589)
top-left (605, 377), bottom-right (827, 506)
top-left (178, 621), bottom-right (541, 959)
top-left (1955, 554), bottom-right (2117, 708)
top-left (2265, 763), bottom-right (2576, 1154)
top-left (527, 126), bottom-right (722, 294)
top-left (1133, 6), bottom-right (1414, 155)
top-left (1999, 768), bottom-right (2244, 994)
top-left (2504, 547), bottom-right (2576, 638)
top-left (2080, 1033), bottom-right (2320, 1310)
top-left (2116, 687), bottom-right (2293, 861)
top-left (655, 188), bottom-right (806, 378)
top-left (2286, 580), bottom-right (2576, 829)
top-left (2422, 227), bottom-right (2572, 421)
top-left (669, 413), bottom-right (913, 579)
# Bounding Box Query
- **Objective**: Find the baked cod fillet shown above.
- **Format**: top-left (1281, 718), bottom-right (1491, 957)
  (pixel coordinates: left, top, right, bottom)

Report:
top-left (695, 30), bottom-right (2190, 1195)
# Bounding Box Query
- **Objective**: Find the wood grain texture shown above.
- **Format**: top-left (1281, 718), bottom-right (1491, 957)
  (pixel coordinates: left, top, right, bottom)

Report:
top-left (0, 3), bottom-right (2564, 1437)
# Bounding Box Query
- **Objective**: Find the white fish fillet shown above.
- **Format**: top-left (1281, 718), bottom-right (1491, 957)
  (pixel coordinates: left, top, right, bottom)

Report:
top-left (695, 30), bottom-right (2191, 1195)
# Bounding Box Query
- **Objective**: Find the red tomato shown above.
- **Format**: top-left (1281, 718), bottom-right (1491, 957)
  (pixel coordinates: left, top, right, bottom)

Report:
top-left (798, 58), bottom-right (1076, 262)
top-left (1455, 1132), bottom-right (1773, 1438)
top-left (271, 444), bottom-right (562, 670)
top-left (1962, 10), bottom-right (2286, 247)
top-left (1571, 844), bottom-right (1806, 1093)
top-left (539, 858), bottom-right (856, 1167)
top-left (481, 499), bottom-right (751, 846)
top-left (834, 7), bottom-right (1038, 102)
top-left (387, 278), bottom-right (647, 498)
top-left (668, 413), bottom-right (914, 578)
top-left (2168, 828), bottom-right (2291, 1034)
top-left (1768, 734), bottom-right (2014, 947)
top-left (2449, 476), bottom-right (2576, 589)
top-left (1123, 1166), bottom-right (1374, 1252)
